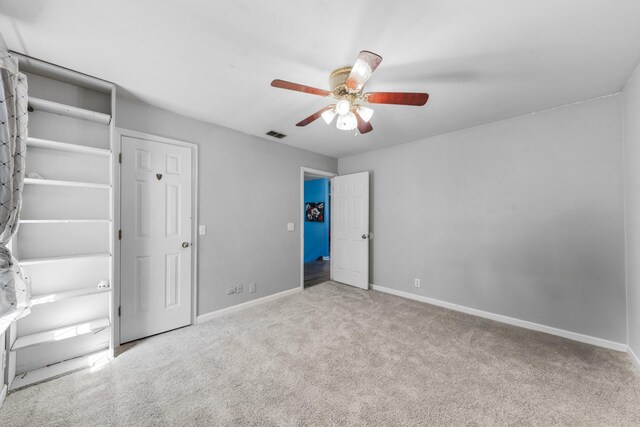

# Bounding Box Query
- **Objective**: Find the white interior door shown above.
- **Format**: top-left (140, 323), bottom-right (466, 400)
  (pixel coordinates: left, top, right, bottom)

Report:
top-left (331, 171), bottom-right (369, 289)
top-left (120, 136), bottom-right (192, 343)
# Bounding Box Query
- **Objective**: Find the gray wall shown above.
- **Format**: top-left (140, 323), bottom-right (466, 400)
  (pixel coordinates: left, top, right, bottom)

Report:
top-left (624, 65), bottom-right (640, 358)
top-left (339, 95), bottom-right (626, 343)
top-left (1, 330), bottom-right (5, 394)
top-left (116, 96), bottom-right (337, 315)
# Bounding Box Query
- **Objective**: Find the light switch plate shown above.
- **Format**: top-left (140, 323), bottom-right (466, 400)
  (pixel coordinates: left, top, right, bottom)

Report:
top-left (199, 225), bottom-right (206, 236)
top-left (287, 222), bottom-right (295, 231)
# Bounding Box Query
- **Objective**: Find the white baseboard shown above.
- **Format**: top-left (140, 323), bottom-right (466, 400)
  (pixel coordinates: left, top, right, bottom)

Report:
top-left (630, 346), bottom-right (640, 372)
top-left (371, 284), bottom-right (627, 352)
top-left (0, 384), bottom-right (6, 409)
top-left (197, 287), bottom-right (302, 324)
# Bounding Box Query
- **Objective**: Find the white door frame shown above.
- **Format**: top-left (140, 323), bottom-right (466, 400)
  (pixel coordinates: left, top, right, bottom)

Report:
top-left (114, 128), bottom-right (199, 346)
top-left (300, 167), bottom-right (337, 289)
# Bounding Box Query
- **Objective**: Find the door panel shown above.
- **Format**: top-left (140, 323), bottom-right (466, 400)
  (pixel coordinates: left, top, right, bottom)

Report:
top-left (165, 253), bottom-right (180, 308)
top-left (166, 184), bottom-right (180, 236)
top-left (331, 172), bottom-right (369, 289)
top-left (121, 136), bottom-right (192, 343)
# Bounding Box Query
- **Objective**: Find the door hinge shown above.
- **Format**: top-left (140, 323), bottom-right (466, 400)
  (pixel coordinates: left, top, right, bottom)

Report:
top-left (118, 306), bottom-right (121, 317)
top-left (118, 229), bottom-right (122, 240)
top-left (118, 153), bottom-right (122, 164)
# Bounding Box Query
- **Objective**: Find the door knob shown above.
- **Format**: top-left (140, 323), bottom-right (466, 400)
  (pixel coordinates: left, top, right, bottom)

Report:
top-left (182, 242), bottom-right (190, 248)
top-left (362, 234), bottom-right (368, 239)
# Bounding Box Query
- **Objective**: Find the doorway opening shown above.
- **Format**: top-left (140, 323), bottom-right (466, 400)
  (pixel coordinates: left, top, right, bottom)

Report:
top-left (300, 167), bottom-right (336, 288)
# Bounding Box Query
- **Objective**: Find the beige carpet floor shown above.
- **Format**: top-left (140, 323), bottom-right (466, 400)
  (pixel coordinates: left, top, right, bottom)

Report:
top-left (1, 281), bottom-right (640, 426)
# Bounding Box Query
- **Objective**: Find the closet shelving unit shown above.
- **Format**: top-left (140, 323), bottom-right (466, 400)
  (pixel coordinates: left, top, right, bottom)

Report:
top-left (6, 54), bottom-right (116, 390)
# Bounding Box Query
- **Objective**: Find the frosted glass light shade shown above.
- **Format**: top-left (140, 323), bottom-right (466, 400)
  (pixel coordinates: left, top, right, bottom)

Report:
top-left (321, 109), bottom-right (337, 124)
top-left (336, 112), bottom-right (357, 131)
top-left (336, 99), bottom-right (351, 116)
top-left (358, 106), bottom-right (374, 122)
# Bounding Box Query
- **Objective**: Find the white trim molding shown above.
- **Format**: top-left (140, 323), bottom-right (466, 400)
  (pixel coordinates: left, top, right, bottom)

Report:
top-left (0, 384), bottom-right (6, 409)
top-left (630, 346), bottom-right (640, 372)
top-left (371, 284), bottom-right (627, 352)
top-left (197, 287), bottom-right (302, 324)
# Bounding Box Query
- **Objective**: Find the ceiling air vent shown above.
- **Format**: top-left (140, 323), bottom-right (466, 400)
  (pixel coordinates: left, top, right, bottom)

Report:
top-left (266, 130), bottom-right (287, 139)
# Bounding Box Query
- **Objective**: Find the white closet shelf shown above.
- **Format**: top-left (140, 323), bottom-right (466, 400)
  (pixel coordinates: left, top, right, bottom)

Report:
top-left (10, 349), bottom-right (111, 391)
top-left (20, 219), bottom-right (111, 224)
top-left (28, 97), bottom-right (111, 125)
top-left (19, 253), bottom-right (111, 266)
top-left (24, 177), bottom-right (110, 189)
top-left (31, 287), bottom-right (111, 306)
top-left (14, 52), bottom-right (114, 94)
top-left (11, 317), bottom-right (111, 351)
top-left (27, 137), bottom-right (111, 157)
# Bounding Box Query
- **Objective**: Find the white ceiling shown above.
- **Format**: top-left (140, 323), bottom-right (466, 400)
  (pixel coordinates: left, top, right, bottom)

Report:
top-left (2, 1), bottom-right (640, 158)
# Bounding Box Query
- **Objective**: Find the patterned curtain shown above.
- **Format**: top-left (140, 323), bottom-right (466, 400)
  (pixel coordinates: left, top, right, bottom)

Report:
top-left (0, 41), bottom-right (30, 333)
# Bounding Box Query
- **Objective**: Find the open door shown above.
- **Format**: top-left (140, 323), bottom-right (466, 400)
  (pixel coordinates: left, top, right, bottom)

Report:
top-left (331, 172), bottom-right (369, 289)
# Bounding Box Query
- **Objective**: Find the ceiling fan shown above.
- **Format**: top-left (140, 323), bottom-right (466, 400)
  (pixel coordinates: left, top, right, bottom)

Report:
top-left (271, 51), bottom-right (429, 135)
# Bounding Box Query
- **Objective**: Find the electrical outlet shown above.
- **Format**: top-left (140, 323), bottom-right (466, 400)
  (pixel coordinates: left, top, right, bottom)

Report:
top-left (227, 287), bottom-right (236, 295)
top-left (414, 278), bottom-right (421, 288)
top-left (236, 284), bottom-right (243, 293)
top-left (249, 282), bottom-right (256, 293)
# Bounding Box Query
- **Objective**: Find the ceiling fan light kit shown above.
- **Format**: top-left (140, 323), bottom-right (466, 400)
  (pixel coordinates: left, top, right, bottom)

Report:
top-left (358, 106), bottom-right (374, 122)
top-left (271, 50), bottom-right (429, 135)
top-left (335, 99), bottom-right (351, 115)
top-left (336, 112), bottom-right (358, 131)
top-left (321, 108), bottom-right (337, 125)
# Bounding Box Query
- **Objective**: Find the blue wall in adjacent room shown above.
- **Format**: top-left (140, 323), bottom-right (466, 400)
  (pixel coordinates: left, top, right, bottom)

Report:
top-left (304, 178), bottom-right (329, 263)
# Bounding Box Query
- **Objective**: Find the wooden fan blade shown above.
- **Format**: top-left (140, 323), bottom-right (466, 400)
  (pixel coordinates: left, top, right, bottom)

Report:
top-left (354, 110), bottom-right (373, 134)
top-left (271, 79), bottom-right (331, 97)
top-left (346, 51), bottom-right (383, 92)
top-left (365, 92), bottom-right (429, 106)
top-left (296, 105), bottom-right (335, 127)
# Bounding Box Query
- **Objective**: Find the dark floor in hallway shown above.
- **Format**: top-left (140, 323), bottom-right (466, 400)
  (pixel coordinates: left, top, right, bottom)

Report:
top-left (304, 259), bottom-right (330, 287)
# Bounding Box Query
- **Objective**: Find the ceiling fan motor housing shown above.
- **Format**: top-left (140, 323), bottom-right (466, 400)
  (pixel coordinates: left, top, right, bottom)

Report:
top-left (329, 67), bottom-right (352, 95)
